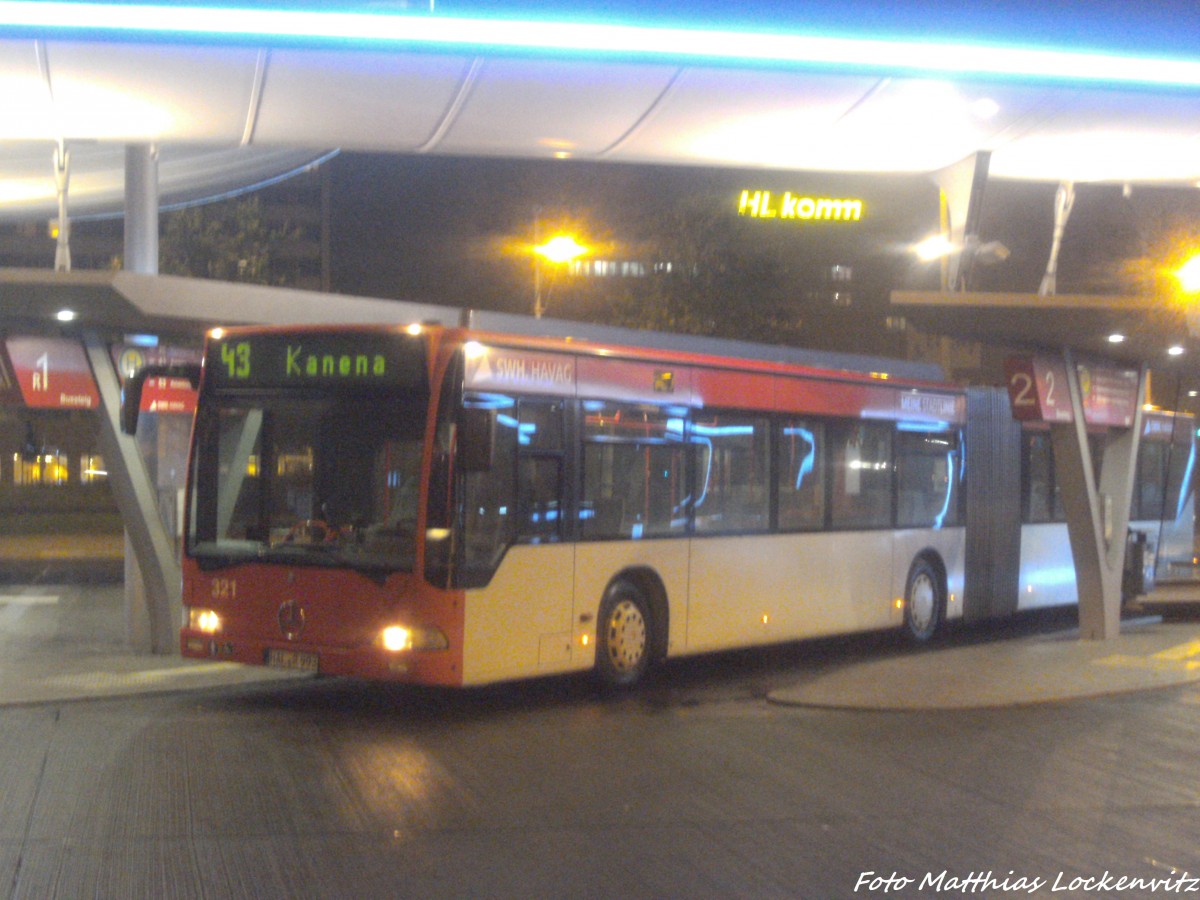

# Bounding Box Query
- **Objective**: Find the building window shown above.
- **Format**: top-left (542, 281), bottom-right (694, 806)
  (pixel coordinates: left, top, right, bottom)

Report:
top-left (13, 450), bottom-right (68, 486)
top-left (80, 454), bottom-right (107, 483)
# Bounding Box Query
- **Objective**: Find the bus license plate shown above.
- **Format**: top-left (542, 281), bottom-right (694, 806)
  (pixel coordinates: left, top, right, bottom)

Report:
top-left (266, 648), bottom-right (319, 673)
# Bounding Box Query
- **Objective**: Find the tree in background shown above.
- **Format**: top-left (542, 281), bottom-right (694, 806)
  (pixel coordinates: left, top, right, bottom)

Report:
top-left (563, 198), bottom-right (806, 346)
top-left (160, 197), bottom-right (296, 285)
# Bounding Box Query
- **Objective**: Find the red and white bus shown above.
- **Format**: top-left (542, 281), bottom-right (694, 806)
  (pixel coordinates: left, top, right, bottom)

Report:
top-left (138, 320), bottom-right (1193, 688)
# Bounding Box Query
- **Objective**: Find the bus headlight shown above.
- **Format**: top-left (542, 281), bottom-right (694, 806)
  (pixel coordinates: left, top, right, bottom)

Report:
top-left (188, 608), bottom-right (221, 634)
top-left (380, 624), bottom-right (449, 652)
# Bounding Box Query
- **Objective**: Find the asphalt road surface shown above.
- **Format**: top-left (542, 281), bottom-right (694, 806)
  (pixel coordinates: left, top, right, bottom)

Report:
top-left (2, 622), bottom-right (1198, 899)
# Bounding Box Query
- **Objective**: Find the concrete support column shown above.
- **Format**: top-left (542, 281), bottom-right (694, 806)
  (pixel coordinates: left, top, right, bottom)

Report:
top-left (86, 334), bottom-right (182, 654)
top-left (118, 142), bottom-right (179, 653)
top-left (1049, 349), bottom-right (1146, 640)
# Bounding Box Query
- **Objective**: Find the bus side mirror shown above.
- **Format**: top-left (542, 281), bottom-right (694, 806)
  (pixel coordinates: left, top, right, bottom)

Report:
top-left (458, 407), bottom-right (496, 472)
top-left (120, 364), bottom-right (201, 435)
top-left (120, 368), bottom-right (149, 435)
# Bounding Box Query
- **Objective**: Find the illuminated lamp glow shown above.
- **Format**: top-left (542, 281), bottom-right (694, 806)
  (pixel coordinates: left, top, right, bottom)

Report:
top-left (1176, 255), bottom-right (1200, 293)
top-left (1168, 345), bottom-right (1186, 356)
top-left (971, 97), bottom-right (1000, 119)
top-left (381, 625), bottom-right (411, 652)
top-left (210, 327), bottom-right (226, 340)
top-left (1108, 333), bottom-right (1126, 344)
top-left (914, 234), bottom-right (954, 262)
top-left (405, 323), bottom-right (423, 336)
top-left (189, 608), bottom-right (220, 633)
top-left (0, 178), bottom-right (51, 206)
top-left (55, 308), bottom-right (77, 322)
top-left (3, 2), bottom-right (1200, 89)
top-left (534, 235), bottom-right (588, 264)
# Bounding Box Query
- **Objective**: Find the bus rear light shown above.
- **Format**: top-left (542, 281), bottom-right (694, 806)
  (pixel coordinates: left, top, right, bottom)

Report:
top-left (380, 624), bottom-right (449, 653)
top-left (189, 608), bottom-right (221, 634)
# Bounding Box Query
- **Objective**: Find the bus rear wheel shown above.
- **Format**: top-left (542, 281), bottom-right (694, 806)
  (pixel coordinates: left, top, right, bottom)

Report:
top-left (596, 580), bottom-right (652, 689)
top-left (903, 558), bottom-right (942, 642)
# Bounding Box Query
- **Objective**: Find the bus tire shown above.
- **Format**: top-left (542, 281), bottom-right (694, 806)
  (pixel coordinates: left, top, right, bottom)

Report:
top-left (903, 557), bottom-right (942, 642)
top-left (595, 579), bottom-right (653, 689)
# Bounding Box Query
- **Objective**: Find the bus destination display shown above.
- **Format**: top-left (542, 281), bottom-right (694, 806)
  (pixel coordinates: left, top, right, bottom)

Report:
top-left (207, 332), bottom-right (425, 389)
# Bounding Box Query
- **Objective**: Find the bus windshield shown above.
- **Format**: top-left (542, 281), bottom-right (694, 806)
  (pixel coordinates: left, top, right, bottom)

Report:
top-left (187, 392), bottom-right (427, 572)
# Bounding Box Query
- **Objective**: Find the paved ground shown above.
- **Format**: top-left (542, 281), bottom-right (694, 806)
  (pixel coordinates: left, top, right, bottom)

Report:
top-left (0, 581), bottom-right (307, 705)
top-left (767, 616), bottom-right (1200, 709)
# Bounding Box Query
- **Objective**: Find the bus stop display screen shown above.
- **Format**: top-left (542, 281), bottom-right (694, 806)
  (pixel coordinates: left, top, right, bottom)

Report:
top-left (207, 331), bottom-right (426, 390)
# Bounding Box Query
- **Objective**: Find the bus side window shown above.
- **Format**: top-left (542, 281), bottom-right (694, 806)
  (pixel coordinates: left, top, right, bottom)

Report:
top-left (516, 399), bottom-right (564, 543)
top-left (829, 421), bottom-right (892, 530)
top-left (1022, 432), bottom-right (1054, 524)
top-left (1133, 440), bottom-right (1167, 520)
top-left (895, 428), bottom-right (960, 529)
top-left (778, 419), bottom-right (825, 531)
top-left (692, 412), bottom-right (770, 534)
top-left (460, 394), bottom-right (518, 581)
top-left (579, 402), bottom-right (687, 540)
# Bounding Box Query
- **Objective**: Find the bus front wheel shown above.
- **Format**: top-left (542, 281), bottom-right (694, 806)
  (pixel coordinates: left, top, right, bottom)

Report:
top-left (903, 558), bottom-right (942, 642)
top-left (595, 580), bottom-right (652, 689)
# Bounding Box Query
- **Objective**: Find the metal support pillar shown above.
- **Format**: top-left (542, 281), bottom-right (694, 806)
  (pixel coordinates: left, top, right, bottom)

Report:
top-left (930, 151), bottom-right (990, 291)
top-left (1039, 181), bottom-right (1075, 297)
top-left (124, 144), bottom-right (159, 275)
top-left (1049, 349), bottom-right (1146, 640)
top-left (85, 333), bottom-right (182, 653)
top-left (53, 143), bottom-right (70, 272)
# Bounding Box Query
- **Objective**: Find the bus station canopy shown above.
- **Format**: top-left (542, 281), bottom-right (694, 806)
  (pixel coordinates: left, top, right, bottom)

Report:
top-left (2, 3), bottom-right (1200, 218)
top-left (891, 290), bottom-right (1192, 370)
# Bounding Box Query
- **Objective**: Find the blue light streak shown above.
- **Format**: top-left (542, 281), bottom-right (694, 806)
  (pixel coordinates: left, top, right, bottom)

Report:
top-left (933, 451), bottom-right (954, 529)
top-left (3, 1), bottom-right (1200, 89)
top-left (782, 426), bottom-right (816, 491)
top-left (1175, 440), bottom-right (1196, 521)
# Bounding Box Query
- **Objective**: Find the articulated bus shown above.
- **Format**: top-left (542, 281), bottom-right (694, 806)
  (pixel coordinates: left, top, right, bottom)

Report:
top-left (140, 321), bottom-right (1194, 688)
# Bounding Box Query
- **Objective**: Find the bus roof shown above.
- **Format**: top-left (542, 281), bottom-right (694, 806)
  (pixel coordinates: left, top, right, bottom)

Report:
top-left (457, 308), bottom-right (946, 384)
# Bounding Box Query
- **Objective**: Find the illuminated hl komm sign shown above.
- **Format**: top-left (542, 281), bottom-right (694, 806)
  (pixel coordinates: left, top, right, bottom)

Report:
top-left (737, 190), bottom-right (864, 223)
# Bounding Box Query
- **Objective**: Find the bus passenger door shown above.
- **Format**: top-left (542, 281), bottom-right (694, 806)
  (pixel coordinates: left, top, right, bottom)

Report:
top-left (458, 395), bottom-right (577, 683)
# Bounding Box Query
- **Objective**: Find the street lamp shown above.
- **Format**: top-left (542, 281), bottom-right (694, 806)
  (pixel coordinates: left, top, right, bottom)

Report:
top-left (1175, 252), bottom-right (1200, 339)
top-left (532, 233), bottom-right (589, 318)
top-left (1176, 253), bottom-right (1200, 294)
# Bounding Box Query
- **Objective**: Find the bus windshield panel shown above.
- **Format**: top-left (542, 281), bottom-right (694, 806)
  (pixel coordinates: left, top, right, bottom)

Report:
top-left (188, 330), bottom-right (430, 572)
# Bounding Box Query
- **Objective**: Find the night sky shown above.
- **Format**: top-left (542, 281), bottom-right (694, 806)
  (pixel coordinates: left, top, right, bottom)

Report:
top-left (324, 150), bottom-right (1200, 314)
top-left (325, 152), bottom-right (944, 309)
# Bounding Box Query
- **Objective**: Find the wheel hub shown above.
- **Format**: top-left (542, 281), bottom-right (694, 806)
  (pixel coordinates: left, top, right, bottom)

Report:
top-left (606, 598), bottom-right (647, 672)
